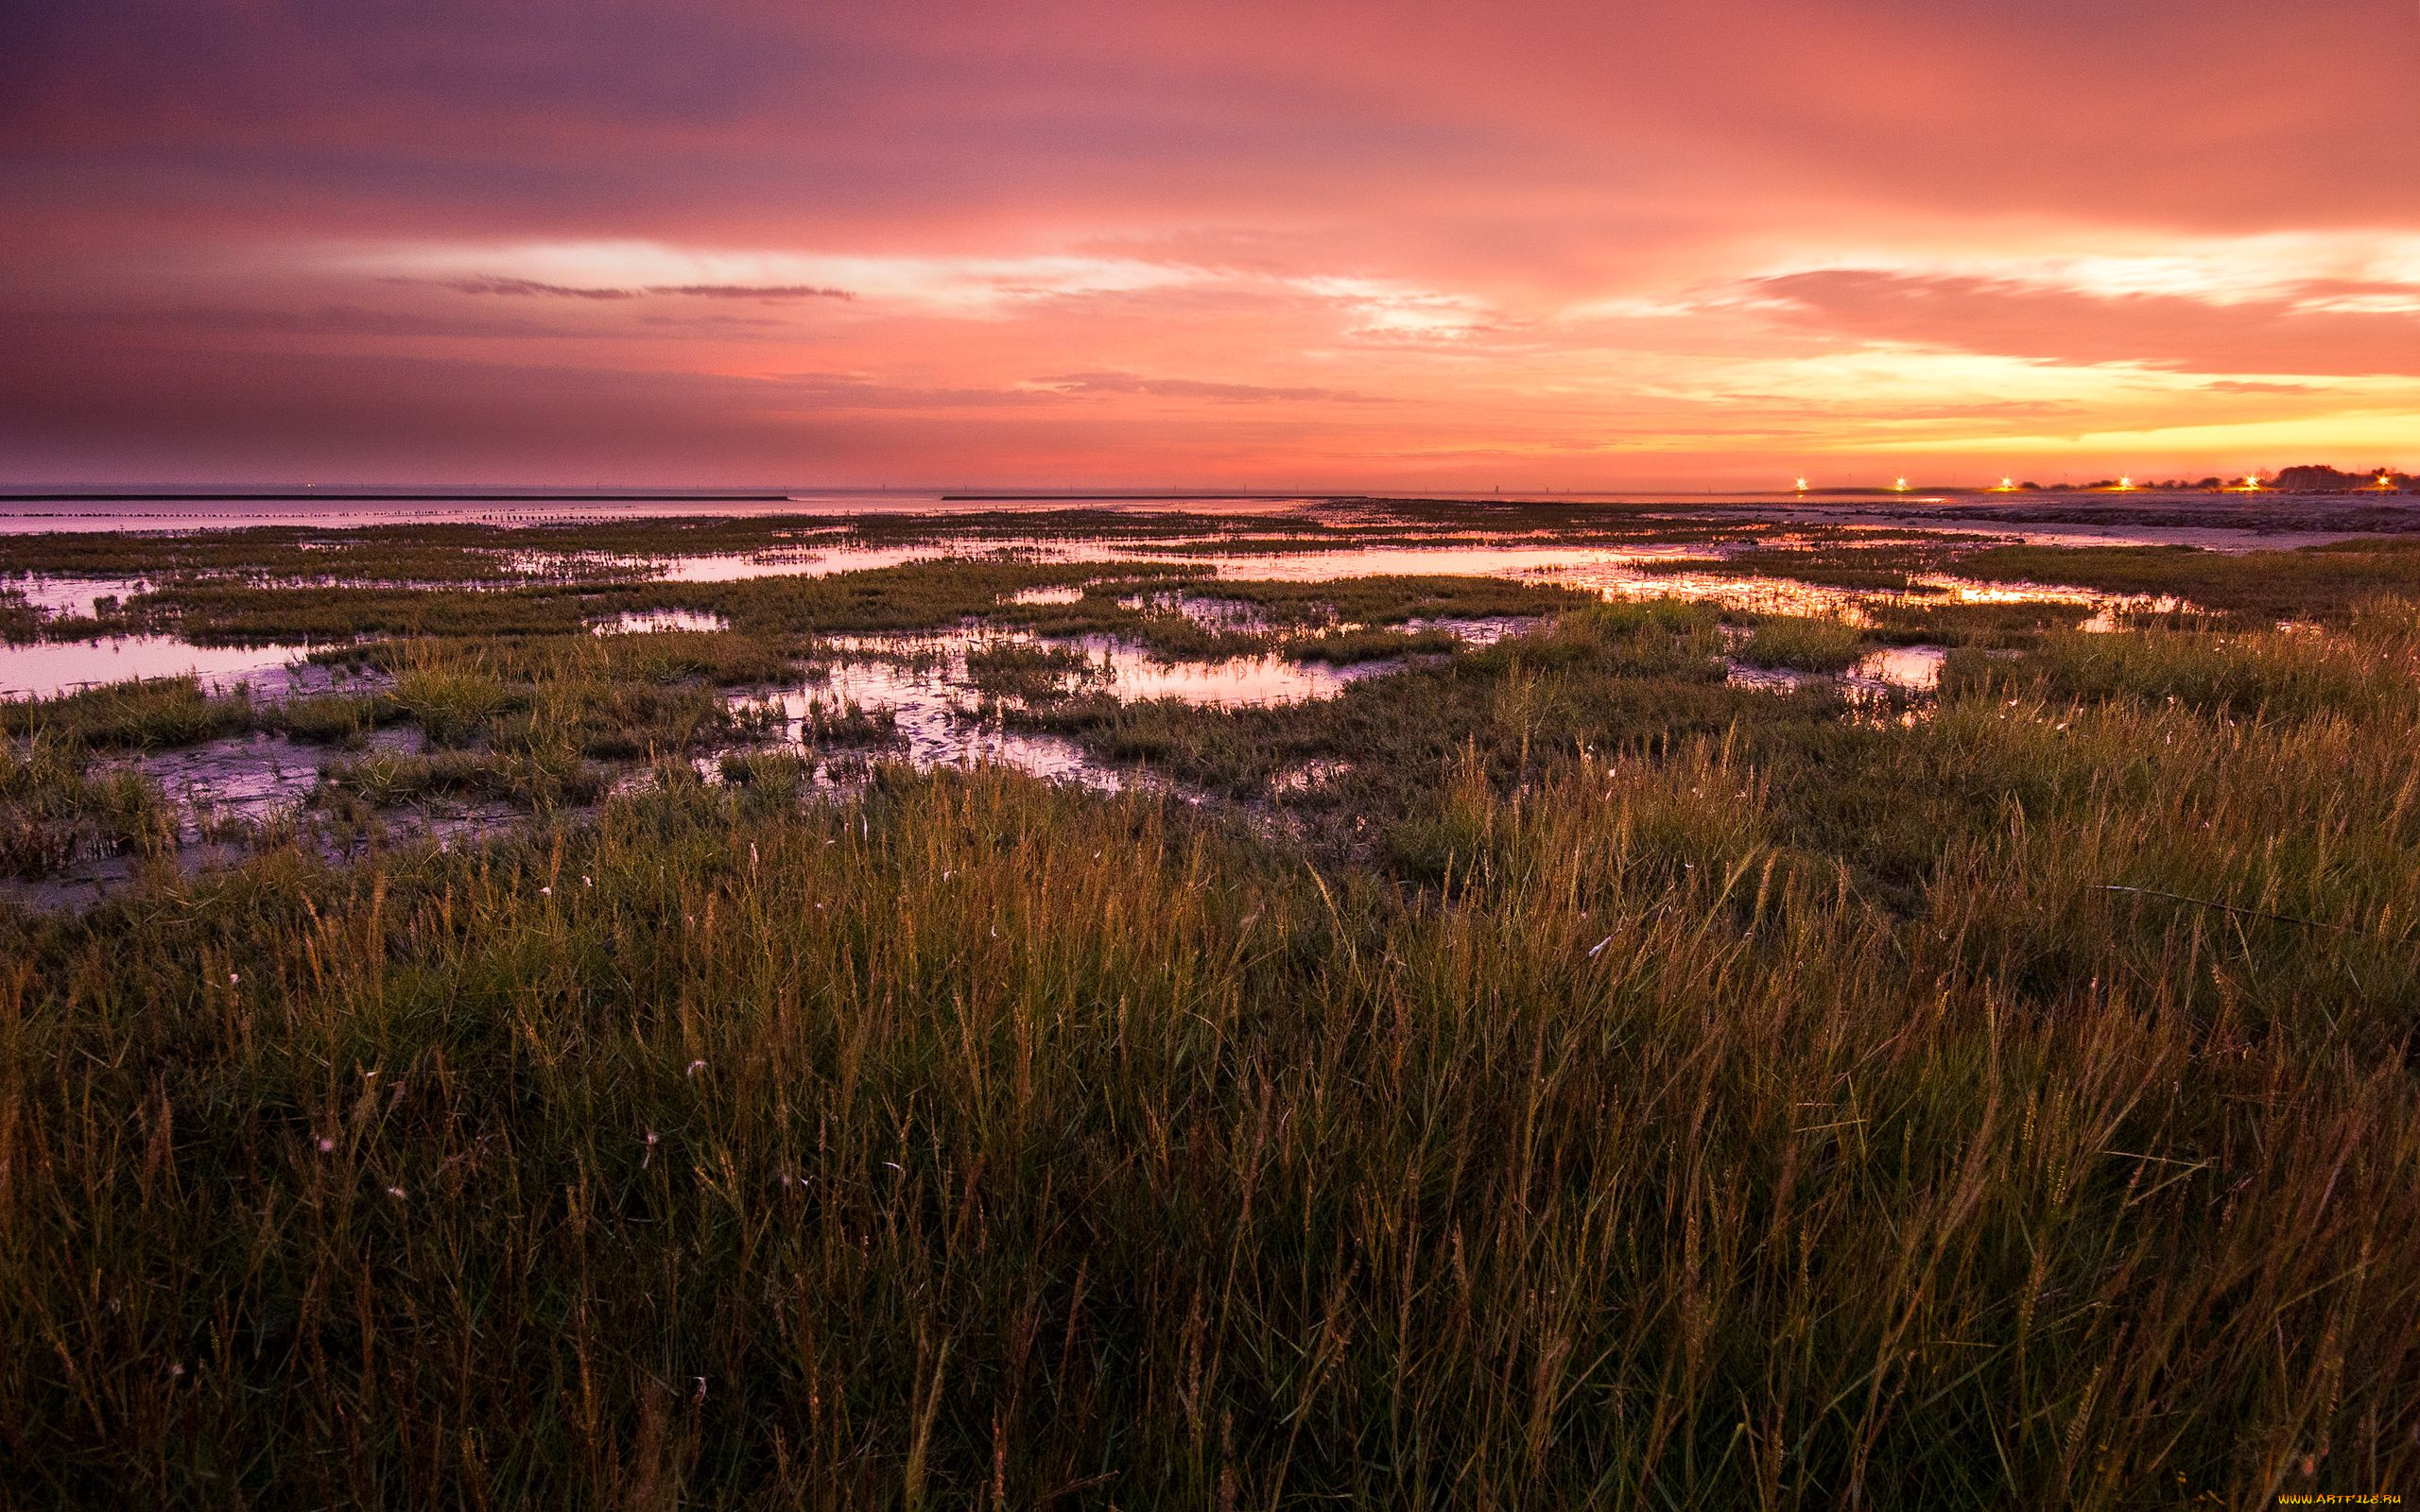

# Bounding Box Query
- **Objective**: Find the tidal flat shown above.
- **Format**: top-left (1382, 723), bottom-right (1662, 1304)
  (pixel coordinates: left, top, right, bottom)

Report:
top-left (3, 494), bottom-right (2418, 1505)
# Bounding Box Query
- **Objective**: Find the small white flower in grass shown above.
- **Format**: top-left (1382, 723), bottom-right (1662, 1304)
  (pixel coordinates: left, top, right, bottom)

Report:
top-left (540, 885), bottom-right (552, 896)
top-left (686, 1059), bottom-right (705, 1077)
top-left (582, 875), bottom-right (593, 887)
top-left (318, 1137), bottom-right (336, 1154)
top-left (643, 1131), bottom-right (659, 1168)
top-left (387, 1186), bottom-right (406, 1199)
top-left (169, 1364), bottom-right (184, 1378)
top-left (229, 972), bottom-right (239, 985)
top-left (694, 1376), bottom-right (708, 1403)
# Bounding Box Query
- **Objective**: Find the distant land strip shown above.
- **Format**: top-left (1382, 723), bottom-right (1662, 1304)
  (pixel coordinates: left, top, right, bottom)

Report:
top-left (0, 491), bottom-right (795, 504)
top-left (941, 492), bottom-right (1326, 501)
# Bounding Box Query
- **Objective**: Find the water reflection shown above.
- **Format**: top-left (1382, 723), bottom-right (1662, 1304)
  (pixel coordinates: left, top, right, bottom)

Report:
top-left (7, 574), bottom-right (145, 618)
top-left (1724, 644), bottom-right (1946, 698)
top-left (1546, 561), bottom-right (1886, 620)
top-left (719, 627), bottom-right (1390, 790)
top-left (0, 636), bottom-right (310, 699)
top-left (735, 663), bottom-right (1114, 790)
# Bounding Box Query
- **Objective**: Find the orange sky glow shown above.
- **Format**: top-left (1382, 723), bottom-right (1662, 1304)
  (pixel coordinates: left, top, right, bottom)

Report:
top-left (4, 1), bottom-right (2415, 490)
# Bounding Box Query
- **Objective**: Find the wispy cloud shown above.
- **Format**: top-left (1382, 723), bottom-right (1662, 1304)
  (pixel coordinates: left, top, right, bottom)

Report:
top-left (1742, 267), bottom-right (2420, 378)
top-left (418, 275), bottom-right (851, 301)
top-left (651, 284), bottom-right (853, 301)
top-left (1037, 370), bottom-right (1384, 404)
top-left (427, 276), bottom-right (640, 301)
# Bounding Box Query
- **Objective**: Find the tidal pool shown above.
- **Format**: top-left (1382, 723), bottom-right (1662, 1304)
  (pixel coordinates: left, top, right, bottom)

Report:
top-left (1725, 644), bottom-right (1948, 699)
top-left (0, 636), bottom-right (313, 699)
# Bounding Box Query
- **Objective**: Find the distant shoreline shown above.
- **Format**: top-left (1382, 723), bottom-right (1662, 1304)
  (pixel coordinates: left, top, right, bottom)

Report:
top-left (0, 491), bottom-right (794, 504)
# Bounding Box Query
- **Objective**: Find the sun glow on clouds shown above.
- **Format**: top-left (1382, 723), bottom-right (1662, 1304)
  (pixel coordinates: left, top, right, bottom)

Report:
top-left (360, 241), bottom-right (1210, 314)
top-left (1749, 232), bottom-right (2420, 308)
top-left (359, 239), bottom-right (1526, 347)
top-left (67, 227), bottom-right (2420, 484)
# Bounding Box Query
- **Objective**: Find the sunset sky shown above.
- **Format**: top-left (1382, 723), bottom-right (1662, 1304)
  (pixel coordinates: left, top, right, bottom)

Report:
top-left (4, 0), bottom-right (2416, 490)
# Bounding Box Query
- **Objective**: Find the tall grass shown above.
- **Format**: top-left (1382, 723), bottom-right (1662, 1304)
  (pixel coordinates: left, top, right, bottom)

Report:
top-left (1952, 539), bottom-right (2420, 623)
top-left (1282, 626), bottom-right (1461, 664)
top-left (0, 676), bottom-right (253, 750)
top-left (1941, 611), bottom-right (2420, 719)
top-left (0, 733), bottom-right (173, 876)
top-left (2, 596), bottom-right (2418, 1505)
top-left (1734, 615), bottom-right (1871, 673)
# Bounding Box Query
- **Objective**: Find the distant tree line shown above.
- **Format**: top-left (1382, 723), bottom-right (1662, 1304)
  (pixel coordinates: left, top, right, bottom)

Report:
top-left (2014, 466), bottom-right (2412, 493)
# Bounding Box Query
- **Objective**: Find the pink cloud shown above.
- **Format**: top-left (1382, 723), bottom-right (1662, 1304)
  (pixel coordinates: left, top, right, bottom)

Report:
top-left (1747, 269), bottom-right (2420, 378)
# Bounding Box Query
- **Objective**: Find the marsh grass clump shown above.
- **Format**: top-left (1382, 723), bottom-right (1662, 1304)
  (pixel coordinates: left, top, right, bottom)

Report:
top-left (1280, 626), bottom-right (1460, 663)
top-left (961, 639), bottom-right (1101, 701)
top-left (0, 734), bottom-right (174, 876)
top-left (716, 747), bottom-right (814, 804)
top-left (1499, 595), bottom-right (1729, 676)
top-left (1735, 614), bottom-right (1873, 673)
top-left (1014, 595), bottom-right (1773, 825)
top-left (799, 696), bottom-right (903, 747)
top-left (528, 679), bottom-right (759, 762)
top-left (1213, 573), bottom-right (1593, 627)
top-left (0, 675), bottom-right (254, 750)
top-left (316, 746), bottom-right (609, 810)
top-left (1647, 541), bottom-right (1945, 591)
top-left (1122, 611), bottom-right (1274, 661)
top-left (538, 628), bottom-right (797, 687)
top-left (1865, 597), bottom-right (2091, 647)
top-left (0, 587), bottom-right (45, 644)
top-left (1952, 538), bottom-right (2420, 623)
top-left (1939, 619), bottom-right (2420, 719)
top-left (342, 635), bottom-right (783, 763)
top-left (388, 650), bottom-right (514, 745)
top-left (264, 692), bottom-right (405, 745)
